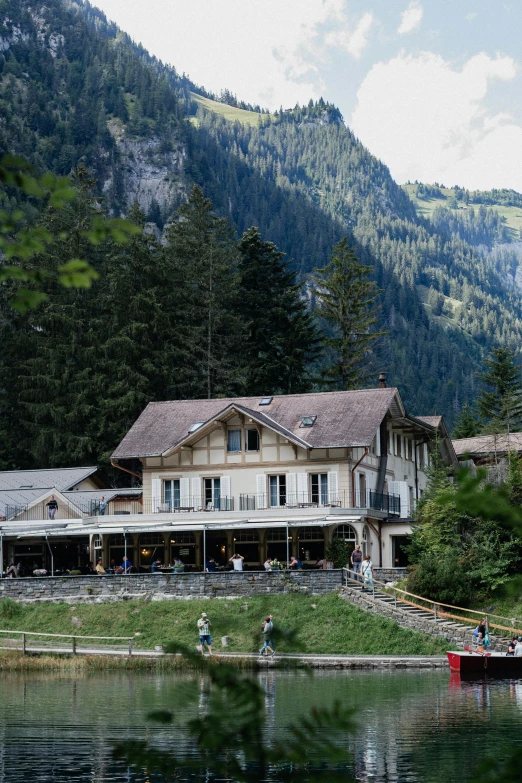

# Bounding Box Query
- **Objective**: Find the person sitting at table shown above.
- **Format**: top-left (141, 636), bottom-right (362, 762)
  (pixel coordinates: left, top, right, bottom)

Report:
top-left (205, 557), bottom-right (216, 573)
top-left (288, 556), bottom-right (303, 570)
top-left (172, 557), bottom-right (185, 574)
top-left (151, 559), bottom-right (162, 573)
top-left (95, 558), bottom-right (106, 575)
top-left (121, 555), bottom-right (133, 574)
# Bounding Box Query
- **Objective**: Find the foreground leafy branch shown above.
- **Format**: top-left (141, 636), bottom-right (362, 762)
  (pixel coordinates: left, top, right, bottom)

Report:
top-left (0, 156), bottom-right (139, 310)
top-left (112, 642), bottom-right (355, 782)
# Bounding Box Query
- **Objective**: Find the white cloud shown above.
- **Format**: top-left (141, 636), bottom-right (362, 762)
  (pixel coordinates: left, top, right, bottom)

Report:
top-left (398, 2), bottom-right (423, 35)
top-left (92, 0), bottom-right (348, 110)
top-left (325, 12), bottom-right (375, 59)
top-left (351, 51), bottom-right (522, 190)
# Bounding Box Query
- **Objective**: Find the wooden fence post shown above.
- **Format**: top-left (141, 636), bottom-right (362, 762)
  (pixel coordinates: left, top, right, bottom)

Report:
top-left (21, 633), bottom-right (25, 655)
top-left (128, 639), bottom-right (133, 657)
top-left (72, 636), bottom-right (76, 655)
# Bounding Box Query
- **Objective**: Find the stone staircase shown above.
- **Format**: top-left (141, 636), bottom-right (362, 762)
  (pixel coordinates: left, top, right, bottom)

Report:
top-left (339, 579), bottom-right (506, 652)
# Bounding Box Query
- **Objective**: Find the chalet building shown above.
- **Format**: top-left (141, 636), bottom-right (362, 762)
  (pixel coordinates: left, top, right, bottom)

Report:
top-left (0, 381), bottom-right (457, 574)
top-left (103, 380), bottom-right (457, 571)
top-left (453, 432), bottom-right (522, 484)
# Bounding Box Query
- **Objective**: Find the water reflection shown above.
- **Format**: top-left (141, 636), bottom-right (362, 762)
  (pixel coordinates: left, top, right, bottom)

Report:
top-left (0, 670), bottom-right (520, 782)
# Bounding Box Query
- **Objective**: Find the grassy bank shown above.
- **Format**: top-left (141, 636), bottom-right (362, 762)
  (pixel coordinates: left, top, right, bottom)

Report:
top-left (0, 594), bottom-right (447, 655)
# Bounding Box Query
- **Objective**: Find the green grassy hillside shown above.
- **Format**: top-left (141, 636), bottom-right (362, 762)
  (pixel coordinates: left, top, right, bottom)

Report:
top-left (0, 594), bottom-right (448, 655)
top-left (190, 92), bottom-right (270, 126)
top-left (403, 183), bottom-right (522, 237)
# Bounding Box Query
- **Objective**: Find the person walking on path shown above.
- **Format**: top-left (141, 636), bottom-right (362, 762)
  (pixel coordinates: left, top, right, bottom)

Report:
top-left (351, 544), bottom-right (363, 579)
top-left (229, 553), bottom-right (244, 571)
top-left (259, 614), bottom-right (275, 656)
top-left (197, 612), bottom-right (212, 655)
top-left (361, 555), bottom-right (374, 591)
top-left (46, 495), bottom-right (58, 520)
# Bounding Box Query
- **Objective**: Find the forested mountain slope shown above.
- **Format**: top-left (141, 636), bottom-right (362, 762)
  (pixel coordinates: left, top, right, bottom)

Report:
top-left (2, 0), bottom-right (522, 431)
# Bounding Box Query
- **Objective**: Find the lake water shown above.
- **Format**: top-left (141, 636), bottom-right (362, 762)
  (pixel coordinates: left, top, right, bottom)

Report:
top-left (0, 668), bottom-right (521, 781)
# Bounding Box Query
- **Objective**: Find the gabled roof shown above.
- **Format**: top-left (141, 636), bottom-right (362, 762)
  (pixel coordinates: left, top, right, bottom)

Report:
top-left (112, 388), bottom-right (406, 458)
top-left (453, 433), bottom-right (522, 458)
top-left (0, 467), bottom-right (99, 493)
top-left (0, 487), bottom-right (142, 520)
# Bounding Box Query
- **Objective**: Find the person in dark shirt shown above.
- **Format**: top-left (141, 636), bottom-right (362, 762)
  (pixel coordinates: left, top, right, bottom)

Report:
top-left (46, 495), bottom-right (58, 520)
top-left (508, 636), bottom-right (517, 656)
top-left (205, 558), bottom-right (216, 572)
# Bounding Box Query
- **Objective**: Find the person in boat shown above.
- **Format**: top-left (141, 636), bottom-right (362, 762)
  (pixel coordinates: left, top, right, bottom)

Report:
top-left (515, 637), bottom-right (522, 657)
top-left (476, 632), bottom-right (485, 653)
top-left (507, 636), bottom-right (517, 656)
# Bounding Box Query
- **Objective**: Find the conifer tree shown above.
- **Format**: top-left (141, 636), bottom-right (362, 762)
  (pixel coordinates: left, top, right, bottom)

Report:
top-left (237, 227), bottom-right (320, 395)
top-left (452, 403), bottom-right (480, 439)
top-left (164, 185), bottom-right (245, 399)
top-left (311, 238), bottom-right (383, 390)
top-left (506, 452), bottom-right (522, 507)
top-left (477, 347), bottom-right (522, 432)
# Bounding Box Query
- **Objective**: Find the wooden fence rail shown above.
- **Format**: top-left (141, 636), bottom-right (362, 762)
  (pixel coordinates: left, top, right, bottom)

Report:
top-left (0, 629), bottom-right (134, 656)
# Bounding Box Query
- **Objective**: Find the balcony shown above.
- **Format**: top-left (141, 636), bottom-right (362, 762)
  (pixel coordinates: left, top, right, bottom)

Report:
top-left (2, 489), bottom-right (401, 524)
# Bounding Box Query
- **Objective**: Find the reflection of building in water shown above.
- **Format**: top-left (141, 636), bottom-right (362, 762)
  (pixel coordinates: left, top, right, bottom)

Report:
top-left (259, 670), bottom-right (277, 733)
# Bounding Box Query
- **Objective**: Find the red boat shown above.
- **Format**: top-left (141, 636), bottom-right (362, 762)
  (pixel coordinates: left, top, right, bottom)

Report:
top-left (447, 650), bottom-right (522, 677)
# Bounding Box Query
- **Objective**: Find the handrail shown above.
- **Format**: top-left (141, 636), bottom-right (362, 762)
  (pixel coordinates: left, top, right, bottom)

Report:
top-left (342, 568), bottom-right (522, 633)
top-left (0, 629), bottom-right (132, 641)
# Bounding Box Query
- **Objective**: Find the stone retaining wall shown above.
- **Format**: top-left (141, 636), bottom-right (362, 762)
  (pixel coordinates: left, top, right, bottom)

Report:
top-left (339, 587), bottom-right (505, 652)
top-left (373, 568), bottom-right (408, 582)
top-left (0, 570), bottom-right (343, 604)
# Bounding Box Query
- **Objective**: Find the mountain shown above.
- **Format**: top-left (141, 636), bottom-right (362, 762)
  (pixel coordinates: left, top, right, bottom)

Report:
top-left (2, 0), bottom-right (522, 436)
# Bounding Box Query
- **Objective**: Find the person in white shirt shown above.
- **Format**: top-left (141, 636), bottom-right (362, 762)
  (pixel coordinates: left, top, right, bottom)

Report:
top-left (515, 637), bottom-right (522, 657)
top-left (229, 553), bottom-right (244, 571)
top-left (264, 558), bottom-right (272, 572)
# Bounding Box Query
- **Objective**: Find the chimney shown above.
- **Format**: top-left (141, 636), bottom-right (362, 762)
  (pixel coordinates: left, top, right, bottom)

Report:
top-left (379, 373), bottom-right (387, 389)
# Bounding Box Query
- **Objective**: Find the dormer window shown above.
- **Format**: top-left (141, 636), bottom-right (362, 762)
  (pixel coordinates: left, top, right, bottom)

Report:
top-left (188, 421), bottom-right (204, 433)
top-left (259, 397), bottom-right (273, 406)
top-left (300, 415), bottom-right (317, 427)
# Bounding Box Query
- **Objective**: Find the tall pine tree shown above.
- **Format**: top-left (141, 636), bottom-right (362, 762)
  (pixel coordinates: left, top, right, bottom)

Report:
top-left (164, 186), bottom-right (245, 398)
top-left (311, 237), bottom-right (383, 390)
top-left (477, 348), bottom-right (522, 433)
top-left (237, 227), bottom-right (320, 395)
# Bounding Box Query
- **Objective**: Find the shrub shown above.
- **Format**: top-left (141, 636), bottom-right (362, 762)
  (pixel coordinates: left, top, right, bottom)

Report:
top-left (407, 551), bottom-right (473, 606)
top-left (325, 539), bottom-right (352, 569)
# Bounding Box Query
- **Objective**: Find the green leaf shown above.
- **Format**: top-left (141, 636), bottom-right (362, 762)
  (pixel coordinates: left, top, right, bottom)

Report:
top-left (58, 259), bottom-right (100, 288)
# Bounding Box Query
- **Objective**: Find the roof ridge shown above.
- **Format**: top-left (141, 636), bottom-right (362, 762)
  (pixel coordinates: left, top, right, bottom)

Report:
top-left (146, 388), bottom-right (399, 406)
top-left (0, 466), bottom-right (97, 475)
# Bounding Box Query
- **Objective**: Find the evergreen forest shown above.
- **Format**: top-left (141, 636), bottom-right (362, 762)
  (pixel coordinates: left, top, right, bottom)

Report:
top-left (2, 0), bottom-right (522, 474)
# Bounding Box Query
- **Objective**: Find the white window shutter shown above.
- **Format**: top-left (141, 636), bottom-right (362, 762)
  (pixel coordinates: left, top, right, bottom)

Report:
top-left (180, 477), bottom-right (190, 505)
top-left (424, 443), bottom-right (429, 467)
top-left (287, 473), bottom-right (297, 504)
top-left (375, 431), bottom-right (381, 457)
top-left (297, 473), bottom-right (308, 503)
top-left (221, 475), bottom-right (231, 499)
top-left (191, 477), bottom-right (202, 509)
top-left (327, 471), bottom-right (338, 504)
top-left (256, 474), bottom-right (267, 509)
top-left (151, 479), bottom-right (162, 513)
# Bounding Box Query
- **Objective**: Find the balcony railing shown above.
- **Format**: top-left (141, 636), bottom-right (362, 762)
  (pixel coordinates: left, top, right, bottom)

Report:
top-left (2, 489), bottom-right (402, 523)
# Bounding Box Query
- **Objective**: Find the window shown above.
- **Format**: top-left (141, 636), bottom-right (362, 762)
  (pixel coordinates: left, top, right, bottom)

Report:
top-left (204, 477), bottom-right (221, 508)
top-left (227, 429), bottom-right (241, 452)
top-left (269, 475), bottom-right (286, 507)
top-left (334, 524), bottom-right (357, 542)
top-left (234, 529), bottom-right (259, 542)
top-left (310, 473), bottom-right (328, 505)
top-left (259, 397), bottom-right (273, 406)
top-left (299, 415), bottom-right (317, 427)
top-left (266, 528), bottom-right (287, 542)
top-left (408, 439), bottom-right (413, 461)
top-left (139, 532), bottom-right (164, 546)
top-left (298, 526), bottom-right (324, 541)
top-left (189, 421), bottom-right (204, 433)
top-left (396, 435), bottom-right (402, 457)
top-left (246, 429), bottom-right (260, 452)
top-left (170, 532), bottom-right (196, 545)
top-left (164, 479), bottom-right (180, 510)
top-left (93, 535), bottom-right (102, 549)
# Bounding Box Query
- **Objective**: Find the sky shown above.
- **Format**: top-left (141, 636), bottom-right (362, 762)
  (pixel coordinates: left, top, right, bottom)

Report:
top-left (92, 0), bottom-right (522, 192)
